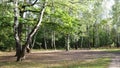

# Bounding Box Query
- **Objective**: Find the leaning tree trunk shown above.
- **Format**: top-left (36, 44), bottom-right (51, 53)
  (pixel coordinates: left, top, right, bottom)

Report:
top-left (31, 31), bottom-right (38, 49)
top-left (13, 0), bottom-right (47, 61)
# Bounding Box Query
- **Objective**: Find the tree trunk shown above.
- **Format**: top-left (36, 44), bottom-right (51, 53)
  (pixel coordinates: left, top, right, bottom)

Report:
top-left (87, 25), bottom-right (91, 49)
top-left (16, 43), bottom-right (22, 61)
top-left (75, 41), bottom-right (78, 50)
top-left (31, 31), bottom-right (38, 49)
top-left (14, 0), bottom-right (47, 61)
top-left (74, 36), bottom-right (79, 50)
top-left (44, 29), bottom-right (47, 50)
top-left (116, 33), bottom-right (120, 48)
top-left (51, 31), bottom-right (54, 48)
top-left (53, 31), bottom-right (56, 50)
top-left (15, 23), bottom-right (23, 57)
top-left (44, 38), bottom-right (47, 50)
top-left (51, 31), bottom-right (56, 50)
top-left (80, 36), bottom-right (83, 48)
top-left (25, 25), bottom-right (32, 53)
top-left (13, 0), bottom-right (22, 61)
top-left (65, 34), bottom-right (70, 51)
top-left (93, 25), bottom-right (95, 47)
top-left (95, 26), bottom-right (99, 48)
top-left (14, 0), bottom-right (24, 57)
top-left (16, 45), bottom-right (26, 61)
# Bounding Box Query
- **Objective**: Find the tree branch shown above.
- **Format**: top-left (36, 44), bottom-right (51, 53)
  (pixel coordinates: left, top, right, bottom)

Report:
top-left (24, 0), bottom-right (48, 50)
top-left (22, 10), bottom-right (40, 13)
top-left (22, 0), bottom-right (38, 7)
top-left (31, 0), bottom-right (38, 6)
top-left (29, 1), bottom-right (47, 37)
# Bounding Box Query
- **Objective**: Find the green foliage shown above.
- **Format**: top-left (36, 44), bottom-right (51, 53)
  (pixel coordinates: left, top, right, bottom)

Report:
top-left (0, 0), bottom-right (120, 50)
top-left (0, 2), bottom-right (14, 51)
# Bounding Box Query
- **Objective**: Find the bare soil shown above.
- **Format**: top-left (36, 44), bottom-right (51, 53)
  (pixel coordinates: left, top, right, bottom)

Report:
top-left (0, 50), bottom-right (118, 65)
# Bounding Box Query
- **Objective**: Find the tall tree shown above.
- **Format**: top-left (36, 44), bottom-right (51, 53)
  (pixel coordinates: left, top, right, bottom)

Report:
top-left (13, 0), bottom-right (47, 61)
top-left (112, 0), bottom-right (120, 47)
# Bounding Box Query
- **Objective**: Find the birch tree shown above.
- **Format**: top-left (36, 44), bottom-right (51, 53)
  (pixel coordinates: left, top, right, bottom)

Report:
top-left (13, 0), bottom-right (47, 61)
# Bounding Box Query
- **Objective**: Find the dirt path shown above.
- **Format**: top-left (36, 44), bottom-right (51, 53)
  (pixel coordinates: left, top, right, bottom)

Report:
top-left (109, 55), bottom-right (120, 68)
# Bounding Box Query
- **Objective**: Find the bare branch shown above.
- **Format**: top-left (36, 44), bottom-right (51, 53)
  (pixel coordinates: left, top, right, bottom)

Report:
top-left (29, 0), bottom-right (47, 37)
top-left (22, 0), bottom-right (38, 7)
top-left (24, 0), bottom-right (48, 48)
top-left (22, 10), bottom-right (40, 13)
top-left (31, 0), bottom-right (38, 6)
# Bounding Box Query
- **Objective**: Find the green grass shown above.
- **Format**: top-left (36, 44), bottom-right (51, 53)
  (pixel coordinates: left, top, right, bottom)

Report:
top-left (51, 58), bottom-right (111, 68)
top-left (91, 48), bottom-right (120, 52)
top-left (0, 58), bottom-right (111, 68)
top-left (104, 49), bottom-right (120, 53)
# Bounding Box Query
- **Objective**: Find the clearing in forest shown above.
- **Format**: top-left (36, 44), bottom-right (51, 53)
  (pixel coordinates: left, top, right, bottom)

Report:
top-left (0, 49), bottom-right (119, 68)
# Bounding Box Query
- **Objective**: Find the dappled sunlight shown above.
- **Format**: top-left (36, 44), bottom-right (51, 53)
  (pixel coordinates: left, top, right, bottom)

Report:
top-left (0, 49), bottom-right (119, 68)
top-left (0, 50), bottom-right (114, 63)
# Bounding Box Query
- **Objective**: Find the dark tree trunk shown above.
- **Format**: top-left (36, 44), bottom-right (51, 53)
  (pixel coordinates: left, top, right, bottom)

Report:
top-left (87, 25), bottom-right (91, 49)
top-left (116, 34), bottom-right (120, 48)
top-left (51, 31), bottom-right (53, 48)
top-left (75, 41), bottom-right (78, 50)
top-left (16, 45), bottom-right (25, 61)
top-left (53, 31), bottom-right (56, 50)
top-left (74, 36), bottom-right (79, 50)
top-left (80, 36), bottom-right (83, 48)
top-left (44, 37), bottom-right (47, 50)
top-left (15, 23), bottom-right (23, 57)
top-left (93, 25), bottom-right (95, 48)
top-left (16, 44), bottom-right (22, 61)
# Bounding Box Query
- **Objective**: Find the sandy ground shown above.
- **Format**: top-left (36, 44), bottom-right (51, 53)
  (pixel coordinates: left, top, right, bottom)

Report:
top-left (0, 50), bottom-right (119, 67)
top-left (109, 55), bottom-right (120, 68)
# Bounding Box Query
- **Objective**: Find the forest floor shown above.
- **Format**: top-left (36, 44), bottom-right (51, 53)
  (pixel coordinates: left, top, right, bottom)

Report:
top-left (0, 49), bottom-right (120, 68)
top-left (108, 53), bottom-right (120, 68)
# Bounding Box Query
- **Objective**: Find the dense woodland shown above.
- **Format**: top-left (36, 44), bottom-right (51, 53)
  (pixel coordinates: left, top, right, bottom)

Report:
top-left (0, 0), bottom-right (120, 61)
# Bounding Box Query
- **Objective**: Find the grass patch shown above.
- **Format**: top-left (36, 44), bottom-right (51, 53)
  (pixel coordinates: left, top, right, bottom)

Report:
top-left (0, 62), bottom-right (46, 68)
top-left (0, 51), bottom-right (11, 56)
top-left (104, 49), bottom-right (120, 53)
top-left (49, 58), bottom-right (111, 68)
top-left (91, 48), bottom-right (120, 52)
top-left (0, 58), bottom-right (111, 68)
